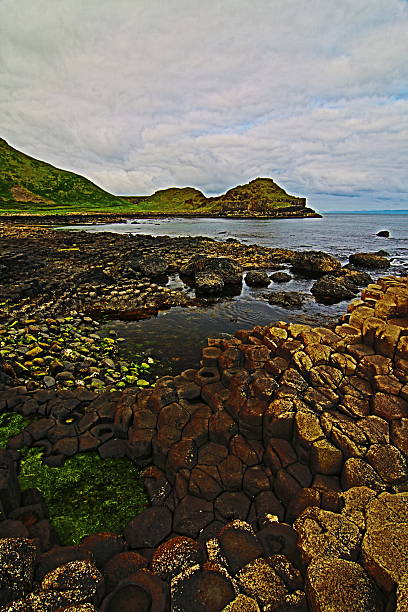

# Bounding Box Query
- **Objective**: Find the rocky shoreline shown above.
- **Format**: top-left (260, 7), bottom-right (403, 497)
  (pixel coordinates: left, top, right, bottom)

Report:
top-left (0, 222), bottom-right (407, 611)
top-left (0, 274), bottom-right (407, 611)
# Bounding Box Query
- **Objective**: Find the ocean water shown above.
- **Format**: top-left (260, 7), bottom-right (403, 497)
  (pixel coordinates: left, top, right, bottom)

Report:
top-left (62, 214), bottom-right (408, 372)
top-left (62, 213), bottom-right (408, 268)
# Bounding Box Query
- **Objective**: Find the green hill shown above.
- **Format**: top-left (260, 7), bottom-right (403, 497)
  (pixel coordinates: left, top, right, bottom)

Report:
top-left (127, 186), bottom-right (210, 213)
top-left (208, 178), bottom-right (309, 215)
top-left (129, 178), bottom-right (320, 217)
top-left (0, 137), bottom-right (129, 214)
top-left (0, 138), bottom-right (319, 217)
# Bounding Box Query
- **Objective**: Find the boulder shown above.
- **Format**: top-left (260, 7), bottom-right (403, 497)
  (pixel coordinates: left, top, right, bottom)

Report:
top-left (349, 253), bottom-right (390, 269)
top-left (268, 291), bottom-right (311, 309)
top-left (311, 276), bottom-right (357, 304)
top-left (376, 230), bottom-right (390, 237)
top-left (291, 251), bottom-right (342, 277)
top-left (181, 256), bottom-right (242, 285)
top-left (270, 271), bottom-right (292, 283)
top-left (131, 254), bottom-right (168, 278)
top-left (195, 272), bottom-right (225, 296)
top-left (245, 270), bottom-right (270, 287)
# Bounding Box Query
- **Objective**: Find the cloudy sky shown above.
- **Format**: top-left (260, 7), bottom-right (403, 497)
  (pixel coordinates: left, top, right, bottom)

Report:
top-left (1, 0), bottom-right (407, 211)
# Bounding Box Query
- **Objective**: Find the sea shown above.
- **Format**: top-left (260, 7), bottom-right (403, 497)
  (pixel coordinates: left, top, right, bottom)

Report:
top-left (62, 213), bottom-right (408, 373)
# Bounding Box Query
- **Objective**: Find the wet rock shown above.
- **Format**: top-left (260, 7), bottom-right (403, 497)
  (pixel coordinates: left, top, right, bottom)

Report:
top-left (100, 569), bottom-right (168, 612)
top-left (311, 276), bottom-right (357, 304)
top-left (195, 272), bottom-right (225, 296)
top-left (245, 270), bottom-right (270, 287)
top-left (267, 291), bottom-right (311, 309)
top-left (102, 551), bottom-right (148, 592)
top-left (218, 521), bottom-right (263, 574)
top-left (173, 495), bottom-right (214, 537)
top-left (349, 252), bottom-right (390, 269)
top-left (376, 230), bottom-right (390, 237)
top-left (270, 271), bottom-right (292, 283)
top-left (78, 533), bottom-right (126, 569)
top-left (291, 250), bottom-right (342, 277)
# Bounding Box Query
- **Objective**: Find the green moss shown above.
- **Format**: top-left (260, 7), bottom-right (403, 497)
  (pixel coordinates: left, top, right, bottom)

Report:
top-left (19, 449), bottom-right (149, 545)
top-left (0, 411), bottom-right (29, 448)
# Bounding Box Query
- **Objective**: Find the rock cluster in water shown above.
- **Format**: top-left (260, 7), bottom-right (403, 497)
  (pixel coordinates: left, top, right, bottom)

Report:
top-left (0, 274), bottom-right (407, 611)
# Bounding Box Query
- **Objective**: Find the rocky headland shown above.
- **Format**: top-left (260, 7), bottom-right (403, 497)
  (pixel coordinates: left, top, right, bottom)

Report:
top-left (0, 137), bottom-right (320, 218)
top-left (0, 222), bottom-right (407, 611)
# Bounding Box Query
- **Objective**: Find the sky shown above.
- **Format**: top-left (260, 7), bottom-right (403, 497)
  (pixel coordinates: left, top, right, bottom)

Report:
top-left (1, 0), bottom-right (408, 212)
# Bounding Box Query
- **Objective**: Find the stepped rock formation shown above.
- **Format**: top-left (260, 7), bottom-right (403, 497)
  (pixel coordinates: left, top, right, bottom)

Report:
top-left (0, 275), bottom-right (407, 610)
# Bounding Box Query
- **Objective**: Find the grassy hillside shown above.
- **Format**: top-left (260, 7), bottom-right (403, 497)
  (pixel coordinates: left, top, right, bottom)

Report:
top-left (127, 187), bottom-right (212, 213)
top-left (0, 137), bottom-right (130, 214)
top-left (208, 178), bottom-right (307, 214)
top-left (0, 138), bottom-right (317, 217)
top-left (128, 178), bottom-right (316, 217)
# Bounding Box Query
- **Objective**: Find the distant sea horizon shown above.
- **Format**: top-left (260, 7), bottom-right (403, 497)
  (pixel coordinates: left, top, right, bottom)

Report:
top-left (324, 210), bottom-right (408, 215)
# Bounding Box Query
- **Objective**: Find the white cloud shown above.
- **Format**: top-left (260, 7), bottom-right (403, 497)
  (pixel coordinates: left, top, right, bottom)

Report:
top-left (0, 0), bottom-right (407, 210)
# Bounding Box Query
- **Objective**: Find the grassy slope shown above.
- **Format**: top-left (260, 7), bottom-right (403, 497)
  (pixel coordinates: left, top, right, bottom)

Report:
top-left (128, 178), bottom-right (308, 216)
top-left (0, 138), bottom-right (311, 216)
top-left (208, 178), bottom-right (305, 214)
top-left (0, 137), bottom-right (130, 214)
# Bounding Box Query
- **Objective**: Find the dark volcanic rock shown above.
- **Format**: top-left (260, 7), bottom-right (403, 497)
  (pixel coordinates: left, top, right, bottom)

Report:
top-left (131, 254), bottom-right (168, 278)
top-left (124, 507), bottom-right (172, 549)
top-left (195, 272), bottom-right (225, 296)
top-left (311, 276), bottom-right (357, 304)
top-left (245, 270), bottom-right (270, 287)
top-left (181, 256), bottom-right (242, 285)
top-left (349, 252), bottom-right (390, 269)
top-left (270, 271), bottom-right (292, 283)
top-left (267, 291), bottom-right (311, 309)
top-left (291, 250), bottom-right (342, 277)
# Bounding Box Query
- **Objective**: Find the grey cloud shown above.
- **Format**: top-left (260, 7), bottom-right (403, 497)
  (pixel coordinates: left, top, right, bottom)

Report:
top-left (0, 0), bottom-right (407, 210)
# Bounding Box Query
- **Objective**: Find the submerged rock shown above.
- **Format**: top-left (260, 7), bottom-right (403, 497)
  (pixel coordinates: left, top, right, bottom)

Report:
top-left (267, 291), bottom-right (311, 309)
